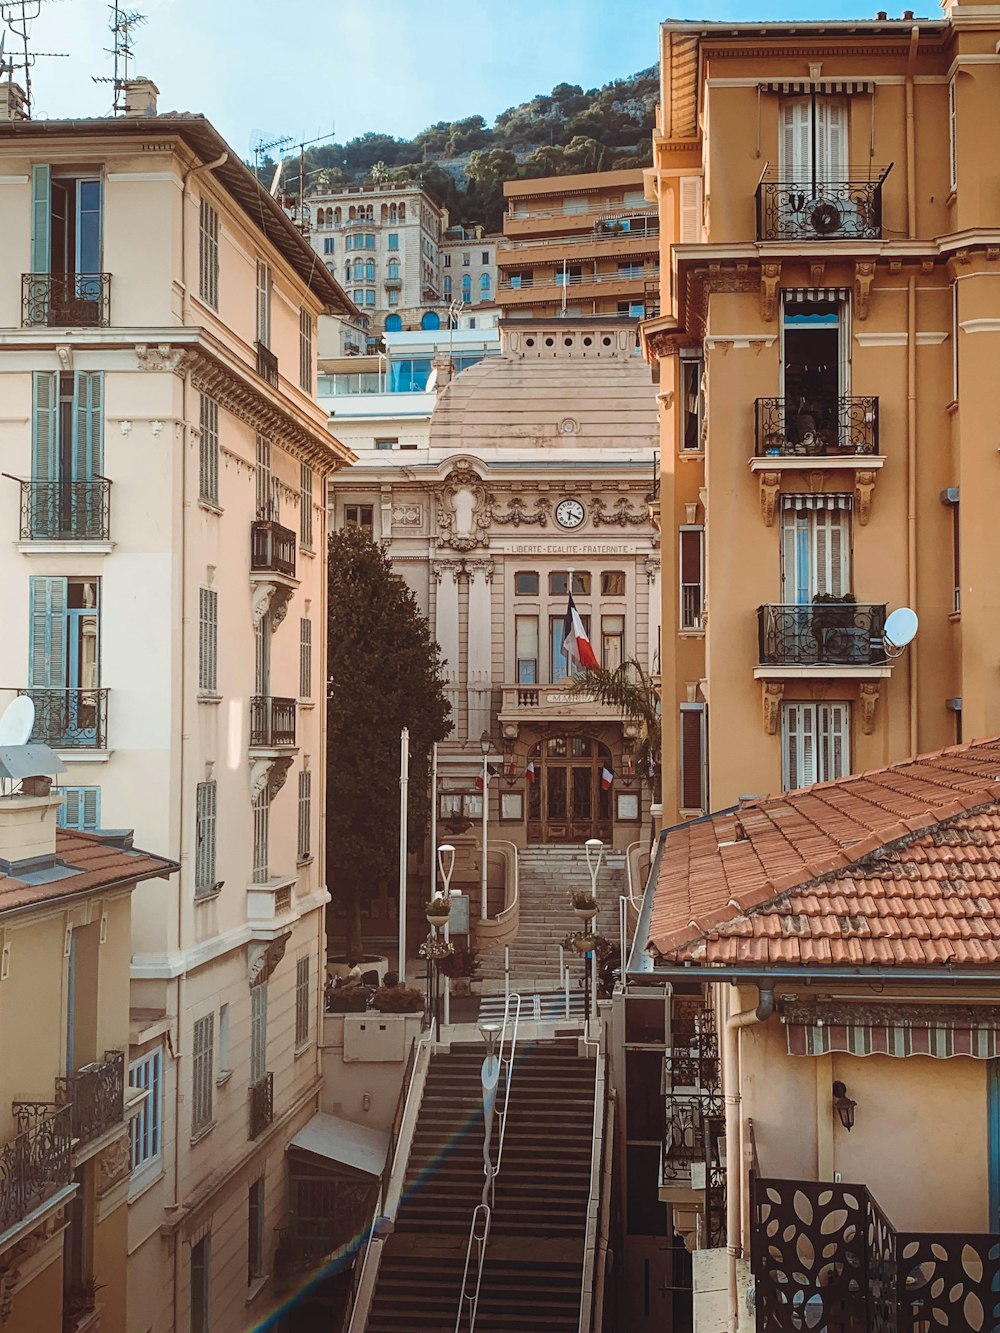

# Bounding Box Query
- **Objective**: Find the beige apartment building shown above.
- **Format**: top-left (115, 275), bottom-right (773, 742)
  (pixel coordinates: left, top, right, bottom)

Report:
top-left (644, 0), bottom-right (1000, 825)
top-left (0, 80), bottom-right (355, 1331)
top-left (498, 168), bottom-right (659, 320)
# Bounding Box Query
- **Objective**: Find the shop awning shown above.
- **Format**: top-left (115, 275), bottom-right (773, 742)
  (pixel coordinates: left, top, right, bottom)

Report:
top-left (286, 1112), bottom-right (389, 1178)
top-left (783, 1004), bottom-right (1000, 1059)
top-left (759, 80), bottom-right (875, 95)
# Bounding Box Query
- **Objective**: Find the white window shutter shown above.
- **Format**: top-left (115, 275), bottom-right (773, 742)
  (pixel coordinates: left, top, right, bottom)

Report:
top-left (679, 177), bottom-right (703, 244)
top-left (780, 99), bottom-right (812, 178)
top-left (817, 97), bottom-right (848, 180)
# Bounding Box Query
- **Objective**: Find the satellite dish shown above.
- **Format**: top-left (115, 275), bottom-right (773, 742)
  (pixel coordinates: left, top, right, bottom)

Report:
top-left (0, 695), bottom-right (34, 747)
top-left (884, 607), bottom-right (918, 657)
top-left (425, 368), bottom-right (438, 394)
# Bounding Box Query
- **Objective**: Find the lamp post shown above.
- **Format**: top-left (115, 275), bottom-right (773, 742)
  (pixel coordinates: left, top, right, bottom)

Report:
top-left (398, 727), bottom-right (410, 984)
top-left (479, 729), bottom-right (491, 921)
top-left (584, 838), bottom-right (604, 1028)
top-left (438, 842), bottom-right (455, 1030)
top-left (479, 1021), bottom-right (502, 1207)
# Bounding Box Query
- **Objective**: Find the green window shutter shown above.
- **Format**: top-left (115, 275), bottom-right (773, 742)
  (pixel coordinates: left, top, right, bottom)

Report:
top-left (31, 164), bottom-right (51, 274)
top-left (31, 371), bottom-right (58, 482)
top-left (55, 786), bottom-right (100, 831)
top-left (72, 372), bottom-right (104, 481)
top-left (29, 576), bottom-right (67, 689)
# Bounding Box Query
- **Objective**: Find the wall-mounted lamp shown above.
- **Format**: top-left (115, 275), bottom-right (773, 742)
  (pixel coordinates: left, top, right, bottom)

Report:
top-left (832, 1080), bottom-right (857, 1132)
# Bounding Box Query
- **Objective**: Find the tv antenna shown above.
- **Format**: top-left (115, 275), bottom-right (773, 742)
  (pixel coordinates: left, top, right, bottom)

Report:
top-left (91, 1), bottom-right (145, 116)
top-left (0, 0), bottom-right (69, 119)
top-left (252, 133), bottom-right (294, 178)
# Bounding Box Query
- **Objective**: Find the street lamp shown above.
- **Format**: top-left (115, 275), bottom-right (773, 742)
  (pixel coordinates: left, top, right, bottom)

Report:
top-left (479, 729), bottom-right (491, 921)
top-left (584, 838), bottom-right (604, 1028)
top-left (438, 843), bottom-right (456, 1029)
top-left (479, 1021), bottom-right (502, 1208)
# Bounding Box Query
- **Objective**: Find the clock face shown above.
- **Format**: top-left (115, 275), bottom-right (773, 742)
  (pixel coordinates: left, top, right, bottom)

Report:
top-left (555, 499), bottom-right (585, 529)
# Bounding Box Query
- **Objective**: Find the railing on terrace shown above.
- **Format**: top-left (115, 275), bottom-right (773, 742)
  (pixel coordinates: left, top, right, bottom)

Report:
top-left (250, 519), bottom-right (296, 578)
top-left (500, 684), bottom-right (621, 715)
top-left (3, 476), bottom-right (112, 541)
top-left (499, 268), bottom-right (659, 290)
top-left (506, 204), bottom-right (657, 223)
top-left (255, 341), bottom-right (279, 389)
top-left (0, 1102), bottom-right (72, 1232)
top-left (18, 687), bottom-right (108, 749)
top-left (758, 603), bottom-right (888, 667)
top-left (249, 696), bottom-right (297, 748)
top-left (755, 396), bottom-right (880, 457)
top-left (504, 224), bottom-right (660, 250)
top-left (22, 272), bottom-right (111, 327)
top-left (755, 165), bottom-right (892, 242)
top-left (55, 1051), bottom-right (125, 1147)
top-left (249, 1071), bottom-right (274, 1140)
top-left (663, 998), bottom-right (726, 1248)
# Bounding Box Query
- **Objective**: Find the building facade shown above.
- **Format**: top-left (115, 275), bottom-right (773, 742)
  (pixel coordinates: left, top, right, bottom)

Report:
top-left (498, 168), bottom-right (659, 321)
top-left (0, 82), bottom-right (355, 1331)
top-left (644, 1), bottom-right (1000, 825)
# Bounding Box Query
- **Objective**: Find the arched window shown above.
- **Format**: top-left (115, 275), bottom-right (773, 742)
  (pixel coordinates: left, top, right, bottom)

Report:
top-left (480, 273), bottom-right (491, 295)
top-left (388, 259), bottom-right (400, 280)
top-left (334, 206), bottom-right (342, 224)
top-left (421, 311), bottom-right (441, 330)
top-left (353, 259), bottom-right (365, 281)
top-left (325, 261), bottom-right (336, 274)
top-left (390, 203), bottom-right (398, 223)
top-left (461, 274), bottom-right (472, 302)
top-left (398, 203), bottom-right (406, 221)
top-left (365, 204), bottom-right (374, 221)
top-left (443, 274), bottom-right (452, 298)
top-left (385, 313), bottom-right (402, 332)
top-left (365, 260), bottom-right (375, 281)
top-left (348, 205), bottom-right (356, 221)
top-left (380, 203), bottom-right (389, 223)
top-left (344, 263), bottom-right (350, 282)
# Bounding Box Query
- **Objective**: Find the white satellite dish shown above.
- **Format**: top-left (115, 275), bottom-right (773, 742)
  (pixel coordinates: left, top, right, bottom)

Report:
top-left (0, 695), bottom-right (34, 747)
top-left (884, 607), bottom-right (919, 658)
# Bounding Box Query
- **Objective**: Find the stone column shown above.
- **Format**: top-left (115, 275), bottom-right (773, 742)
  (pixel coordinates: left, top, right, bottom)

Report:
top-left (466, 559), bottom-right (494, 741)
top-left (433, 560), bottom-right (462, 728)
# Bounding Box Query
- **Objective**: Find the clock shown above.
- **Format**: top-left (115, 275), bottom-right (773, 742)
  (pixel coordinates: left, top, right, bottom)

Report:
top-left (555, 498), bottom-right (585, 529)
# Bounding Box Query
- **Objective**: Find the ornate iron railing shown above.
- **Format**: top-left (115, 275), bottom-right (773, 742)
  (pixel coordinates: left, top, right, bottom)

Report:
top-left (249, 1071), bottom-right (274, 1140)
top-left (755, 396), bottom-right (880, 456)
top-left (250, 520), bottom-right (296, 578)
top-left (19, 687), bottom-right (108, 749)
top-left (7, 477), bottom-right (112, 541)
top-left (758, 604), bottom-right (888, 667)
top-left (0, 1102), bottom-right (72, 1232)
top-left (755, 169), bottom-right (890, 242)
top-left (663, 998), bottom-right (723, 1185)
top-left (249, 696), bottom-right (296, 748)
top-left (751, 1174), bottom-right (1000, 1332)
top-left (21, 272), bottom-right (111, 327)
top-left (255, 341), bottom-right (279, 389)
top-left (55, 1051), bottom-right (125, 1147)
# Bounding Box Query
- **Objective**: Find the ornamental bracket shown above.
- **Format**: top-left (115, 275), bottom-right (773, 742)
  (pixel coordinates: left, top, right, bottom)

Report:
top-left (759, 471), bottom-right (781, 527)
top-left (760, 263), bottom-right (781, 323)
top-left (854, 262), bottom-right (876, 321)
top-left (762, 681), bottom-right (784, 735)
top-left (859, 682), bottom-right (881, 735)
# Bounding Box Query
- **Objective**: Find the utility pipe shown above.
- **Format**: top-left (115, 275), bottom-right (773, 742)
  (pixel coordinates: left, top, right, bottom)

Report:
top-left (905, 25), bottom-right (920, 756)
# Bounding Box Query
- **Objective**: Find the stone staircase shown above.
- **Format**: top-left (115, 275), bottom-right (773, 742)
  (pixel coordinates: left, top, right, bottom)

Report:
top-left (364, 1040), bottom-right (595, 1332)
top-left (478, 845), bottom-right (625, 989)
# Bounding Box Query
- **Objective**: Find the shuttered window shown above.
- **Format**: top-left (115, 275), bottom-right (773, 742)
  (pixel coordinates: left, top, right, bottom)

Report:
top-left (949, 79), bottom-right (957, 192)
top-left (32, 370), bottom-right (103, 483)
top-left (679, 527), bottom-right (704, 629)
top-left (679, 704), bottom-right (707, 812)
top-left (678, 176), bottom-right (703, 243)
top-left (129, 1047), bottom-right (163, 1173)
top-left (299, 617), bottom-right (312, 699)
top-left (782, 702), bottom-right (850, 790)
top-left (780, 96), bottom-right (847, 179)
top-left (191, 1014), bottom-right (214, 1134)
top-left (255, 435), bottom-right (275, 520)
top-left (198, 588), bottom-right (218, 692)
top-left (248, 1178), bottom-right (265, 1285)
top-left (299, 307), bottom-right (313, 392)
top-left (300, 463), bottom-right (313, 548)
top-left (250, 982), bottom-right (268, 1085)
top-left (298, 769), bottom-right (311, 862)
top-left (54, 785), bottom-right (100, 832)
top-left (256, 261), bottom-right (272, 348)
top-left (195, 780), bottom-right (217, 898)
top-left (252, 789), bottom-right (269, 882)
top-left (31, 163), bottom-right (51, 273)
top-left (199, 198), bottom-right (219, 309)
top-left (780, 498), bottom-right (851, 603)
top-left (295, 955), bottom-right (310, 1047)
top-left (29, 576), bottom-right (67, 689)
top-left (199, 394), bottom-right (219, 506)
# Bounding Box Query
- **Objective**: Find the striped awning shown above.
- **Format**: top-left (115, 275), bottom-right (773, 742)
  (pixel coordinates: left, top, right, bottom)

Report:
top-left (759, 80), bottom-right (875, 95)
top-left (780, 493), bottom-right (853, 512)
top-left (783, 287), bottom-right (851, 304)
top-left (784, 1005), bottom-right (1000, 1059)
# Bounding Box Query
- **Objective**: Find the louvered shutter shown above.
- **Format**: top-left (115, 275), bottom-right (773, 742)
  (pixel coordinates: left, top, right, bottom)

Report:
top-left (29, 576), bottom-right (67, 689)
top-left (195, 780), bottom-right (217, 894)
top-left (299, 618), bottom-right (312, 699)
top-left (31, 371), bottom-right (58, 483)
top-left (817, 97), bottom-right (848, 180)
top-left (680, 707), bottom-right (706, 810)
top-left (678, 177), bottom-right (703, 244)
top-left (780, 99), bottom-right (812, 179)
top-left (783, 702), bottom-right (816, 790)
top-left (31, 164), bottom-right (51, 274)
top-left (72, 372), bottom-right (103, 481)
top-left (781, 509), bottom-right (811, 604)
top-left (198, 589), bottom-right (217, 692)
top-left (79, 786), bottom-right (100, 831)
top-left (818, 703), bottom-right (849, 781)
top-left (250, 983), bottom-right (268, 1084)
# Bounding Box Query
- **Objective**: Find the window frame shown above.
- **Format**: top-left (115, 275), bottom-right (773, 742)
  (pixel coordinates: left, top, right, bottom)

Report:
top-left (679, 703), bottom-right (708, 813)
top-left (191, 1235), bottom-right (210, 1333)
top-left (129, 1046), bottom-right (163, 1185)
top-left (344, 503), bottom-right (374, 536)
top-left (194, 780), bottom-right (217, 898)
top-left (199, 393), bottom-right (219, 507)
top-left (295, 954), bottom-right (311, 1048)
top-left (299, 617), bottom-right (312, 699)
top-left (256, 260), bottom-right (272, 349)
top-left (679, 526), bottom-right (705, 630)
top-left (299, 307), bottom-right (313, 393)
top-left (297, 769), bottom-right (312, 863)
top-left (250, 982), bottom-right (268, 1085)
top-left (54, 785), bottom-right (100, 832)
top-left (191, 1013), bottom-right (214, 1137)
top-left (248, 1178), bottom-right (265, 1287)
top-left (300, 463), bottom-right (314, 549)
top-left (198, 587), bottom-right (218, 693)
top-left (252, 788), bottom-right (269, 883)
top-left (198, 198), bottom-right (219, 310)
top-left (781, 701), bottom-right (850, 790)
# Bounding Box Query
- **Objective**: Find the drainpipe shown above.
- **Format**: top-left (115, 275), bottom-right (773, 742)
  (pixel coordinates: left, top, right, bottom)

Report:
top-left (725, 983), bottom-right (775, 1333)
top-left (905, 25), bottom-right (919, 755)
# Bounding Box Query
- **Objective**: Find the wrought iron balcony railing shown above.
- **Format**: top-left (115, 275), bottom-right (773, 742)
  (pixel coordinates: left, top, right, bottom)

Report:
top-left (755, 167), bottom-right (891, 242)
top-left (21, 272), bottom-right (112, 327)
top-left (55, 1051), bottom-right (125, 1148)
top-left (6, 477), bottom-right (112, 541)
top-left (755, 395), bottom-right (880, 457)
top-left (758, 603), bottom-right (888, 667)
top-left (249, 1071), bottom-right (274, 1140)
top-left (18, 687), bottom-right (109, 749)
top-left (255, 341), bottom-right (279, 389)
top-left (249, 696), bottom-right (296, 748)
top-left (0, 1102), bottom-right (72, 1233)
top-left (250, 519), bottom-right (296, 578)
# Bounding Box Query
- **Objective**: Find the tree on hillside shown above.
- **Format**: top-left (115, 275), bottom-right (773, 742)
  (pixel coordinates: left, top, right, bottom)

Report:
top-left (326, 528), bottom-right (452, 961)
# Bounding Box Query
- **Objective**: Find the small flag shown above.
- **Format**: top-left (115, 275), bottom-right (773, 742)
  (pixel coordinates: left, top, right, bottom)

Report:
top-left (601, 766), bottom-right (614, 791)
top-left (475, 774), bottom-right (484, 792)
top-left (526, 760), bottom-right (536, 784)
top-left (563, 591), bottom-right (599, 671)
top-left (507, 758), bottom-right (518, 779)
top-left (475, 765), bottom-right (501, 791)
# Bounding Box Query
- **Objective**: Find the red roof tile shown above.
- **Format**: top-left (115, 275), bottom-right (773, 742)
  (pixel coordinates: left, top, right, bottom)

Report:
top-left (647, 737), bottom-right (1000, 967)
top-left (0, 829), bottom-right (178, 914)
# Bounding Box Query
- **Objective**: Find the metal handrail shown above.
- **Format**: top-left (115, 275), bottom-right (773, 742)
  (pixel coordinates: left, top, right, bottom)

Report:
top-left (619, 840), bottom-right (646, 969)
top-left (492, 840), bottom-right (519, 925)
top-left (499, 267), bottom-right (660, 291)
top-left (578, 1039), bottom-right (608, 1333)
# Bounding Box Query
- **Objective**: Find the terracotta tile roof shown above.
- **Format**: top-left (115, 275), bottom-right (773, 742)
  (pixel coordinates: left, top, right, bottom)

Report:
top-left (0, 829), bottom-right (177, 915)
top-left (647, 737), bottom-right (1000, 967)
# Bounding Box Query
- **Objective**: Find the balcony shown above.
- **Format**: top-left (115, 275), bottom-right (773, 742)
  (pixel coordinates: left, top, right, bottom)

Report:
top-left (755, 395), bottom-right (879, 457)
top-left (7, 478), bottom-right (112, 542)
top-left (757, 603), bottom-right (888, 669)
top-left (752, 1173), bottom-right (1000, 1332)
top-left (255, 341), bottom-right (279, 389)
top-left (755, 168), bottom-right (890, 243)
top-left (251, 520), bottom-right (296, 578)
top-left (0, 1102), bottom-right (72, 1235)
top-left (21, 272), bottom-right (111, 328)
top-left (498, 682), bottom-right (625, 726)
top-left (250, 696), bottom-right (296, 748)
top-left (249, 1071), bottom-right (274, 1140)
top-left (19, 688), bottom-right (108, 749)
top-left (55, 1051), bottom-right (125, 1149)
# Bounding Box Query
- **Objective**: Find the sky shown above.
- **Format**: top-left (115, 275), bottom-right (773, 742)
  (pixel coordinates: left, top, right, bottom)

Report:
top-left (15, 0), bottom-right (891, 158)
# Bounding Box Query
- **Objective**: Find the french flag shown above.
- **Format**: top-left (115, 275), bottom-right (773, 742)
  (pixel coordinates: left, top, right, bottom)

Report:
top-left (526, 761), bottom-right (536, 784)
top-left (563, 591), bottom-right (599, 670)
top-left (601, 766), bottom-right (614, 791)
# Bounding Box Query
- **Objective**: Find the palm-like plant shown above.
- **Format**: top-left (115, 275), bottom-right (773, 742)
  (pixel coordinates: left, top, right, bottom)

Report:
top-left (566, 657), bottom-right (661, 794)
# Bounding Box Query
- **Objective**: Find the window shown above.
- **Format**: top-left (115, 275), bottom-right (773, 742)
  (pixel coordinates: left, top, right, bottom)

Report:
top-left (255, 435), bottom-right (276, 520)
top-left (29, 576), bottom-right (101, 745)
top-left (295, 955), bottom-right (310, 1047)
top-left (549, 571), bottom-right (590, 596)
top-left (387, 259), bottom-right (400, 280)
top-left (782, 702), bottom-right (850, 790)
top-left (555, 265), bottom-right (582, 287)
top-left (344, 503), bottom-right (374, 535)
top-left (31, 370), bottom-right (104, 537)
top-left (618, 301), bottom-right (646, 318)
top-left (508, 271), bottom-right (532, 290)
top-left (195, 780), bottom-right (217, 898)
top-left (323, 236), bottom-right (334, 254)
top-left (365, 290), bottom-right (376, 307)
top-left (550, 613), bottom-right (588, 683)
top-left (191, 1014), bottom-right (214, 1134)
top-left (943, 487), bottom-right (961, 613)
top-left (780, 96), bottom-right (847, 181)
top-left (219, 1004), bottom-right (230, 1076)
top-left (299, 617), bottom-right (312, 698)
top-left (54, 785), bottom-right (100, 831)
top-left (602, 615), bottom-right (624, 670)
top-left (387, 232), bottom-right (400, 251)
top-left (480, 273), bottom-right (490, 296)
top-left (780, 497), bottom-right (851, 602)
top-left (31, 167), bottom-right (103, 282)
top-left (198, 198), bottom-right (219, 309)
top-left (129, 1047), bottom-right (163, 1175)
top-left (679, 528), bottom-right (704, 629)
top-left (255, 618), bottom-right (270, 697)
top-left (385, 313), bottom-right (402, 332)
top-left (443, 253), bottom-right (451, 268)
top-left (515, 615), bottom-right (538, 685)
top-left (388, 288), bottom-right (399, 306)
top-left (252, 789), bottom-right (269, 882)
top-left (353, 259), bottom-right (365, 282)
top-left (462, 251), bottom-right (470, 266)
top-left (439, 792), bottom-right (483, 820)
top-left (199, 394), bottom-right (219, 505)
top-left (251, 982), bottom-right (268, 1085)
top-left (298, 769), bottom-right (312, 862)
top-left (248, 1179), bottom-right (265, 1286)
top-left (255, 261), bottom-right (272, 348)
top-left (197, 587), bottom-right (218, 693)
top-left (299, 308), bottom-right (313, 393)
top-left (375, 438), bottom-right (397, 451)
top-left (514, 571), bottom-right (539, 596)
top-left (461, 274), bottom-right (471, 302)
top-left (949, 78), bottom-right (957, 193)
top-left (443, 275), bottom-right (452, 298)
top-left (300, 463), bottom-right (313, 548)
top-left (681, 358), bottom-right (704, 452)
top-left (482, 251), bottom-right (490, 265)
top-left (679, 704), bottom-right (707, 812)
top-left (421, 310), bottom-right (441, 330)
top-left (191, 1236), bottom-right (210, 1333)
top-left (601, 570), bottom-right (625, 596)
top-left (365, 260), bottom-right (375, 282)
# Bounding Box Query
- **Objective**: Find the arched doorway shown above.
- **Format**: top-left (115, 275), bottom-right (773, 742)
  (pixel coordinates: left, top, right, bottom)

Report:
top-left (421, 310), bottom-right (441, 330)
top-left (527, 734), bottom-right (613, 844)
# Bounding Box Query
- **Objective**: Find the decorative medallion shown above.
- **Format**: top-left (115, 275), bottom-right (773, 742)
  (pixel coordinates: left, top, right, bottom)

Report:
top-left (436, 465), bottom-right (492, 551)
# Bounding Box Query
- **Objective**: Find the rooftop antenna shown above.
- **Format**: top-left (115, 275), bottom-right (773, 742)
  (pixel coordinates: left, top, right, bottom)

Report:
top-left (91, 1), bottom-right (146, 116)
top-left (252, 133), bottom-right (294, 186)
top-left (288, 129), bottom-right (337, 230)
top-left (0, 0), bottom-right (69, 118)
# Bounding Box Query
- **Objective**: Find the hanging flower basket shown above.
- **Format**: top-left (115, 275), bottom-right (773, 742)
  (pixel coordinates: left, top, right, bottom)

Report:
top-left (569, 890), bottom-right (598, 920)
top-left (419, 936), bottom-right (455, 962)
top-left (425, 897), bottom-right (451, 925)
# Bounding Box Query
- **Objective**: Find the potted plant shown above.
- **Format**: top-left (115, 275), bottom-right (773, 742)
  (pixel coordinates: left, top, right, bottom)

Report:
top-left (440, 943), bottom-right (481, 996)
top-left (63, 1276), bottom-right (104, 1331)
top-left (325, 981), bottom-right (370, 1013)
top-left (371, 984), bottom-right (425, 1014)
top-left (425, 896), bottom-right (451, 926)
top-left (568, 889), bottom-right (599, 920)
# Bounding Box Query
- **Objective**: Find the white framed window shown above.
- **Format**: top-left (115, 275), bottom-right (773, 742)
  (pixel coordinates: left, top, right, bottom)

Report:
top-left (299, 617), bottom-right (312, 699)
top-left (199, 394), bottom-right (219, 506)
top-left (780, 96), bottom-right (847, 180)
top-left (299, 307), bottom-right (313, 393)
top-left (198, 587), bottom-right (218, 692)
top-left (198, 199), bottom-right (219, 309)
top-left (782, 701), bottom-right (850, 790)
top-left (297, 769), bottom-right (311, 863)
top-left (679, 703), bottom-right (707, 812)
top-left (679, 527), bottom-right (704, 629)
top-left (251, 982), bottom-right (268, 1085)
top-left (194, 780), bottom-right (217, 898)
top-left (948, 77), bottom-right (957, 193)
top-left (191, 1014), bottom-right (214, 1135)
top-left (252, 788), bottom-right (269, 882)
top-left (256, 260), bottom-right (272, 348)
top-left (780, 496), bottom-right (851, 602)
top-left (300, 463), bottom-right (313, 548)
top-left (54, 785), bottom-right (100, 832)
top-left (295, 954), bottom-right (310, 1048)
top-left (129, 1046), bottom-right (163, 1178)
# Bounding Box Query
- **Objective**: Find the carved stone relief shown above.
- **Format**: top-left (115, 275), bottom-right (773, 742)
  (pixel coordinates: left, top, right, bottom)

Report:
top-left (392, 502), bottom-right (423, 526)
top-left (135, 343), bottom-right (189, 374)
top-left (491, 496), bottom-right (552, 527)
top-left (436, 466), bottom-right (492, 551)
top-left (762, 682), bottom-right (784, 735)
top-left (248, 931), bottom-right (292, 985)
top-left (248, 756), bottom-right (294, 800)
top-left (96, 1132), bottom-right (131, 1198)
top-left (590, 497), bottom-right (650, 527)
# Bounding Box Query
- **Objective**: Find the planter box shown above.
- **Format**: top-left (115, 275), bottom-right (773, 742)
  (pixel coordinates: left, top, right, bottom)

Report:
top-left (342, 1012), bottom-right (423, 1063)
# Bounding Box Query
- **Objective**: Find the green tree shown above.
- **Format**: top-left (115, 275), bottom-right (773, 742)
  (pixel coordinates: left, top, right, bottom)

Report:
top-left (326, 529), bottom-right (452, 961)
top-left (566, 658), bottom-right (661, 797)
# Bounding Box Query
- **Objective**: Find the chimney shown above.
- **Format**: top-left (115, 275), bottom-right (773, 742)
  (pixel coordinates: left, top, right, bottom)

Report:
top-left (122, 77), bottom-right (159, 118)
top-left (430, 353), bottom-right (454, 389)
top-left (0, 790), bottom-right (63, 871)
top-left (0, 82), bottom-right (28, 122)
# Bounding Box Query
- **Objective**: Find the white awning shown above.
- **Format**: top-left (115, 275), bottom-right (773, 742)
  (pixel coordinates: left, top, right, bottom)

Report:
top-left (286, 1112), bottom-right (389, 1178)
